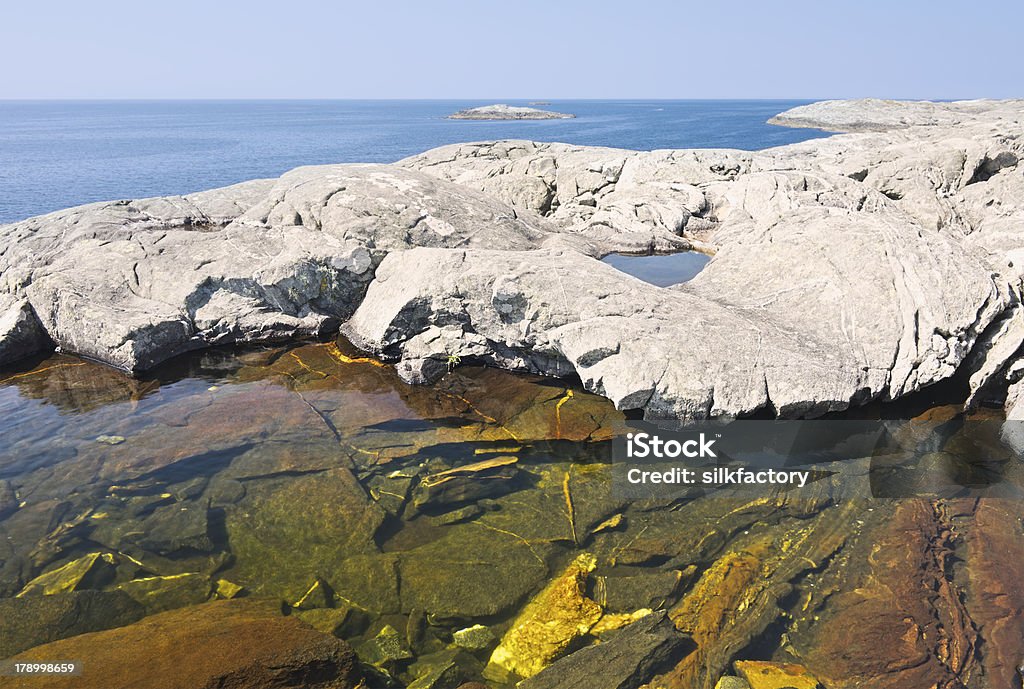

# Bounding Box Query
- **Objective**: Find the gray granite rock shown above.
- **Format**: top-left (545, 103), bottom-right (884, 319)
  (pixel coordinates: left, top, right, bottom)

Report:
top-left (2, 166), bottom-right (560, 372)
top-left (0, 298), bottom-right (48, 366)
top-left (2, 100), bottom-right (1023, 421)
top-left (344, 217), bottom-right (1002, 418)
top-left (767, 97), bottom-right (1024, 132)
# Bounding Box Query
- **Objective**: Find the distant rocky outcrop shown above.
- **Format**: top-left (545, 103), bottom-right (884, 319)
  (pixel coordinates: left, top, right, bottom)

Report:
top-left (2, 99), bottom-right (1023, 421)
top-left (448, 104), bottom-right (575, 120)
top-left (767, 97), bottom-right (1024, 132)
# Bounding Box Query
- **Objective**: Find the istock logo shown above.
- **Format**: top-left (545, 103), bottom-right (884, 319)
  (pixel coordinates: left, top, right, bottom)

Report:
top-left (625, 431), bottom-right (718, 459)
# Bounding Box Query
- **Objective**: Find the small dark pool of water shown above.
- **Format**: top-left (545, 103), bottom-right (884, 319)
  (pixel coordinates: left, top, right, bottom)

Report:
top-left (601, 251), bottom-right (711, 287)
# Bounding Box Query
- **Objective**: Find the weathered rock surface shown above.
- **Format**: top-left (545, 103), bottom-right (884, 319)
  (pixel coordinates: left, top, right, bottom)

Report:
top-left (517, 611), bottom-right (691, 689)
top-left (0, 167), bottom-right (560, 373)
top-left (948, 498), bottom-right (1024, 689)
top-left (0, 299), bottom-right (48, 365)
top-left (448, 104), bottom-right (575, 120)
top-left (786, 500), bottom-right (977, 689)
top-left (7, 599), bottom-right (362, 689)
top-left (3, 99), bottom-right (1024, 421)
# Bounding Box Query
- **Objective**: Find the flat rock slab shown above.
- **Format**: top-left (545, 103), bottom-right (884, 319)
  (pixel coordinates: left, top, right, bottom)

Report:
top-left (6, 598), bottom-right (361, 689)
top-left (518, 611), bottom-right (692, 689)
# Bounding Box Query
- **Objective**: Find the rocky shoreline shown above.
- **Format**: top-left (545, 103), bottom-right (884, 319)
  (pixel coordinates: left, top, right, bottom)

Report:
top-left (2, 99), bottom-right (1023, 422)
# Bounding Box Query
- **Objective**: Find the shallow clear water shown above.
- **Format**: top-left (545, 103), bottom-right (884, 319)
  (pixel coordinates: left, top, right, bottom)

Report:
top-left (1, 340), bottom-right (1021, 686)
top-left (0, 100), bottom-right (830, 223)
top-left (601, 251), bottom-right (712, 286)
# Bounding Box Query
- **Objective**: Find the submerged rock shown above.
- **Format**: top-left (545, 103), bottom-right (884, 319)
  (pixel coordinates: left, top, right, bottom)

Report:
top-left (398, 524), bottom-right (550, 620)
top-left (590, 608), bottom-right (654, 636)
top-left (356, 624), bottom-right (414, 667)
top-left (517, 611), bottom-right (691, 689)
top-left (405, 648), bottom-right (479, 689)
top-left (0, 590), bottom-right (144, 658)
top-left (16, 552), bottom-right (117, 596)
top-left (592, 569), bottom-right (684, 613)
top-left (714, 678), bottom-right (752, 689)
top-left (452, 624), bottom-right (496, 651)
top-left (733, 661), bottom-right (821, 689)
top-left (331, 554), bottom-right (402, 614)
top-left (486, 553), bottom-right (603, 680)
top-left (410, 455), bottom-right (521, 515)
top-left (955, 499), bottom-right (1024, 688)
top-left (8, 599), bottom-right (362, 688)
top-left (215, 578), bottom-right (245, 599)
top-left (221, 467), bottom-right (386, 602)
top-left (0, 478), bottom-right (17, 519)
top-left (652, 500), bottom-right (858, 689)
top-left (116, 572), bottom-right (212, 613)
top-left (133, 501), bottom-right (213, 555)
top-left (292, 577), bottom-right (335, 610)
top-left (296, 604), bottom-right (371, 639)
top-left (785, 500), bottom-right (977, 689)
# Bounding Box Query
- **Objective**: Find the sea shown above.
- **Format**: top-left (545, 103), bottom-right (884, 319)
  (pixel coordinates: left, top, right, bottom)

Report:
top-left (0, 100), bottom-right (829, 224)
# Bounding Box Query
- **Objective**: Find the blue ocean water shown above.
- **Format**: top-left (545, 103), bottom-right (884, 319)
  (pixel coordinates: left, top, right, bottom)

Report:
top-left (0, 100), bottom-right (829, 224)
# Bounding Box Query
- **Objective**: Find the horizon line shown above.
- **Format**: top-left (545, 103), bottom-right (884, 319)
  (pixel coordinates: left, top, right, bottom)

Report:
top-left (0, 96), bottom-right (989, 103)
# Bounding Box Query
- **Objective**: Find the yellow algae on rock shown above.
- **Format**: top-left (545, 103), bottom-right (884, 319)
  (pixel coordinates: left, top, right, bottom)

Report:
top-left (734, 660), bottom-right (822, 689)
top-left (16, 552), bottom-right (116, 597)
top-left (590, 608), bottom-right (652, 636)
top-left (659, 546), bottom-right (766, 688)
top-left (485, 553), bottom-right (602, 680)
top-left (215, 578), bottom-right (245, 599)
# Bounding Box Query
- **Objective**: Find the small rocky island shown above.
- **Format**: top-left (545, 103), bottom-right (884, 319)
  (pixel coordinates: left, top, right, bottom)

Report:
top-left (448, 103), bottom-right (575, 120)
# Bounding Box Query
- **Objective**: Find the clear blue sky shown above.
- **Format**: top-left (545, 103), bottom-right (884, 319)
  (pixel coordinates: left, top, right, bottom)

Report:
top-left (1, 1), bottom-right (1020, 99)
